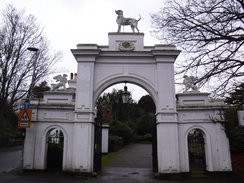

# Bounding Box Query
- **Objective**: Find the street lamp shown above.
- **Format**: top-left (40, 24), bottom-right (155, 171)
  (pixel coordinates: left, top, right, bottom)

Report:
top-left (27, 47), bottom-right (39, 52)
top-left (27, 47), bottom-right (39, 99)
top-left (122, 82), bottom-right (131, 104)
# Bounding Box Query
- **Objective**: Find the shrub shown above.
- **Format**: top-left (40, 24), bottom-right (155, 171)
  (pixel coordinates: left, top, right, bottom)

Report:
top-left (230, 126), bottom-right (244, 153)
top-left (108, 136), bottom-right (124, 152)
top-left (131, 134), bottom-right (143, 143)
top-left (109, 120), bottom-right (133, 144)
top-left (143, 133), bottom-right (152, 142)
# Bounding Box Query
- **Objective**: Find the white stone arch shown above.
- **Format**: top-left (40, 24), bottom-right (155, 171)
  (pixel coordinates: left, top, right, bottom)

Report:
top-left (41, 125), bottom-right (68, 170)
top-left (93, 75), bottom-right (157, 104)
top-left (185, 125), bottom-right (213, 171)
top-left (71, 33), bottom-right (180, 173)
top-left (23, 33), bottom-right (232, 174)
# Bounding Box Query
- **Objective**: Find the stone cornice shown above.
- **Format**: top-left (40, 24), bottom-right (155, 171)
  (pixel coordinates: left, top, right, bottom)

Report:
top-left (71, 49), bottom-right (101, 62)
top-left (151, 49), bottom-right (181, 63)
top-left (108, 32), bottom-right (144, 36)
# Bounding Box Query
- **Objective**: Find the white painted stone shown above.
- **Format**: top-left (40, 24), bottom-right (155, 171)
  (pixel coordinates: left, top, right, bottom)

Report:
top-left (176, 92), bottom-right (232, 172)
top-left (23, 32), bottom-right (232, 174)
top-left (108, 33), bottom-right (144, 51)
top-left (238, 110), bottom-right (244, 125)
top-left (102, 124), bottom-right (109, 154)
top-left (157, 123), bottom-right (180, 173)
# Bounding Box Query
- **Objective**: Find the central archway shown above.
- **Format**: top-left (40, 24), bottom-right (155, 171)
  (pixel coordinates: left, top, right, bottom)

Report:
top-left (94, 82), bottom-right (157, 171)
top-left (94, 77), bottom-right (158, 105)
top-left (71, 33), bottom-right (180, 174)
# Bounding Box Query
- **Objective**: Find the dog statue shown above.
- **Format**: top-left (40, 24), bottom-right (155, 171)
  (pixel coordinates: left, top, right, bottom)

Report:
top-left (115, 10), bottom-right (141, 33)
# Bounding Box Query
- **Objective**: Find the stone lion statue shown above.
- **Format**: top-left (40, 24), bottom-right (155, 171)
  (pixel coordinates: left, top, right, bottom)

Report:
top-left (52, 74), bottom-right (68, 90)
top-left (183, 75), bottom-right (198, 91)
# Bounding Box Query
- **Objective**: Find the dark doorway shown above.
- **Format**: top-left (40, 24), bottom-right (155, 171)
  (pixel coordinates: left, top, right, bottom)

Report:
top-left (46, 129), bottom-right (64, 172)
top-left (188, 129), bottom-right (206, 173)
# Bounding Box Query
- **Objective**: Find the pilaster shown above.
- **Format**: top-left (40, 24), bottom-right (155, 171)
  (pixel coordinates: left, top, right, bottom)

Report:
top-left (157, 123), bottom-right (180, 173)
top-left (153, 47), bottom-right (180, 123)
top-left (23, 123), bottom-right (36, 169)
top-left (71, 45), bottom-right (100, 122)
top-left (72, 122), bottom-right (94, 172)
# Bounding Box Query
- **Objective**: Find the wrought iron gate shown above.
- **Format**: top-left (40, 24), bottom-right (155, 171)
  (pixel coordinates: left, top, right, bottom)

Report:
top-left (152, 121), bottom-right (158, 172)
top-left (188, 129), bottom-right (206, 173)
top-left (47, 130), bottom-right (64, 172)
top-left (93, 118), bottom-right (102, 172)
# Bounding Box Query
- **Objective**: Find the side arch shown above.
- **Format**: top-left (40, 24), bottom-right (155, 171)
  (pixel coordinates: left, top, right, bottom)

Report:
top-left (185, 125), bottom-right (213, 172)
top-left (40, 125), bottom-right (68, 170)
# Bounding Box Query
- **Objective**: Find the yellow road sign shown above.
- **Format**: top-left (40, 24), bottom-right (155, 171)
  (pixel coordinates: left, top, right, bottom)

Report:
top-left (18, 109), bottom-right (32, 128)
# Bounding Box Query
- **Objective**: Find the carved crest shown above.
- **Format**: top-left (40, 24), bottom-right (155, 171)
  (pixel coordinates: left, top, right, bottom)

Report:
top-left (118, 41), bottom-right (135, 51)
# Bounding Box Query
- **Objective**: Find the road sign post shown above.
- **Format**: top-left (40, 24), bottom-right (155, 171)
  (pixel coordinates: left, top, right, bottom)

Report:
top-left (18, 108), bottom-right (32, 173)
top-left (23, 99), bottom-right (30, 109)
top-left (18, 109), bottom-right (32, 128)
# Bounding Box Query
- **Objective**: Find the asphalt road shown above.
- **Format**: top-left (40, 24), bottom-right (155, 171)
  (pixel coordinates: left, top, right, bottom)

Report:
top-left (103, 143), bottom-right (153, 168)
top-left (0, 146), bottom-right (22, 174)
top-left (0, 144), bottom-right (243, 183)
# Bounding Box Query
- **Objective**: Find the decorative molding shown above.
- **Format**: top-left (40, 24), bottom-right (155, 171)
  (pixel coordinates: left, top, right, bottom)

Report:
top-left (47, 98), bottom-right (69, 104)
top-left (43, 111), bottom-right (69, 120)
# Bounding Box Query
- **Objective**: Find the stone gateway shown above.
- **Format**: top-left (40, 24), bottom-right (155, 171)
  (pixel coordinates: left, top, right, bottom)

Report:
top-left (23, 32), bottom-right (232, 175)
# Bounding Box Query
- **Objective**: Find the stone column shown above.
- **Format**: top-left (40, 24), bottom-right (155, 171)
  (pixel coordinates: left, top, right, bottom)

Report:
top-left (152, 46), bottom-right (181, 174)
top-left (23, 123), bottom-right (36, 170)
top-left (71, 45), bottom-right (100, 172)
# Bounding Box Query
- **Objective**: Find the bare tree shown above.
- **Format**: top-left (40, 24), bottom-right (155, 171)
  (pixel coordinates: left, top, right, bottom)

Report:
top-left (0, 5), bottom-right (62, 133)
top-left (151, 0), bottom-right (244, 96)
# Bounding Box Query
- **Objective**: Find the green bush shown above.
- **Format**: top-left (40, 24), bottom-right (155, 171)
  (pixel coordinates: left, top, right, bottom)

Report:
top-left (131, 134), bottom-right (143, 143)
top-left (109, 120), bottom-right (133, 144)
top-left (143, 133), bottom-right (152, 142)
top-left (109, 136), bottom-right (124, 152)
top-left (230, 126), bottom-right (244, 153)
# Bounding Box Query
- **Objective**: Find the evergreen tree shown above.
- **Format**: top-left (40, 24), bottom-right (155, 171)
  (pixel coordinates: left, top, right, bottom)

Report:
top-left (32, 81), bottom-right (51, 99)
top-left (225, 83), bottom-right (244, 106)
top-left (223, 83), bottom-right (244, 153)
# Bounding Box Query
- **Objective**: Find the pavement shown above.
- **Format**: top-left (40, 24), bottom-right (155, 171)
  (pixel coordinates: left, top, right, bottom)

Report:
top-left (0, 144), bottom-right (243, 183)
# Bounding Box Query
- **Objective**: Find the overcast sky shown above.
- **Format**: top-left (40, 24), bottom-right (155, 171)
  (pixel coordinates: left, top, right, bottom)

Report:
top-left (0, 0), bottom-right (169, 101)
